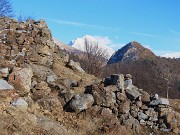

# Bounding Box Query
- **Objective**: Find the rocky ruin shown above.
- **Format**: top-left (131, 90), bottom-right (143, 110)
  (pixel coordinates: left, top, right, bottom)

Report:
top-left (0, 17), bottom-right (179, 135)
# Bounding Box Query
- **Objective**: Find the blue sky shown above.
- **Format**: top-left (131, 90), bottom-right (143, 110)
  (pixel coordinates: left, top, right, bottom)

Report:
top-left (13, 0), bottom-right (180, 57)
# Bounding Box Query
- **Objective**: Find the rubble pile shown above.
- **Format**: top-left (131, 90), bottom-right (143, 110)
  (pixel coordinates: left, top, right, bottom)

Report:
top-left (74, 74), bottom-right (180, 134)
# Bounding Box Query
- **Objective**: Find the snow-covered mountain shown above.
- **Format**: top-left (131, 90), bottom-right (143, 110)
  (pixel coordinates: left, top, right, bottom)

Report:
top-left (68, 35), bottom-right (115, 58)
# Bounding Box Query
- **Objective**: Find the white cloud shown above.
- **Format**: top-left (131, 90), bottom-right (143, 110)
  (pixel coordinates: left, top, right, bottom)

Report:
top-left (130, 32), bottom-right (161, 38)
top-left (94, 36), bottom-right (112, 45)
top-left (161, 52), bottom-right (180, 58)
top-left (169, 29), bottom-right (180, 36)
top-left (49, 19), bottom-right (120, 31)
top-left (93, 36), bottom-right (125, 51)
top-left (144, 45), bottom-right (152, 50)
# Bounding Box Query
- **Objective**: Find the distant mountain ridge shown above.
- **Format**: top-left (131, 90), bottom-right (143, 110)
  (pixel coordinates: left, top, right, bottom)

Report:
top-left (108, 41), bottom-right (156, 64)
top-left (53, 38), bottom-right (83, 54)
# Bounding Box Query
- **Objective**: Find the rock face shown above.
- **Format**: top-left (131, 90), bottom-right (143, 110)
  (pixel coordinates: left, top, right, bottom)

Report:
top-left (108, 41), bottom-right (156, 64)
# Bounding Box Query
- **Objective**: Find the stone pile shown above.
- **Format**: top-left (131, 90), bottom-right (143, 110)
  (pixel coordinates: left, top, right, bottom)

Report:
top-left (70, 74), bottom-right (180, 134)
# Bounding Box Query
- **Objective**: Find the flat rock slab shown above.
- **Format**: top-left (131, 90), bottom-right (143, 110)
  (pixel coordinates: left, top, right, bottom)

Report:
top-left (0, 79), bottom-right (14, 90)
top-left (125, 87), bottom-right (141, 100)
top-left (149, 98), bottom-right (169, 106)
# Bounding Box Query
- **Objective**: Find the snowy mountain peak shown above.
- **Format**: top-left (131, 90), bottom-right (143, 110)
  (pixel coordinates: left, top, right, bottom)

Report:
top-left (68, 35), bottom-right (115, 58)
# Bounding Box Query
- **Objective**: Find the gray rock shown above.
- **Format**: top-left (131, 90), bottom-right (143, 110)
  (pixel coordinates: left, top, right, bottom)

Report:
top-left (12, 98), bottom-right (28, 110)
top-left (30, 64), bottom-right (56, 81)
top-left (0, 79), bottom-right (14, 90)
top-left (91, 84), bottom-right (116, 107)
top-left (67, 60), bottom-right (85, 73)
top-left (110, 74), bottom-right (124, 91)
top-left (149, 100), bottom-right (161, 106)
top-left (70, 94), bottom-right (94, 113)
top-left (46, 75), bottom-right (57, 83)
top-left (159, 98), bottom-right (169, 106)
top-left (137, 89), bottom-right (150, 103)
top-left (149, 98), bottom-right (169, 106)
top-left (140, 119), bottom-right (146, 125)
top-left (124, 79), bottom-right (133, 89)
top-left (138, 112), bottom-right (148, 120)
top-left (149, 116), bottom-right (158, 122)
top-left (159, 123), bottom-right (167, 129)
top-left (0, 67), bottom-right (9, 77)
top-left (125, 86), bottom-right (141, 100)
top-left (122, 116), bottom-right (140, 134)
top-left (146, 121), bottom-right (154, 128)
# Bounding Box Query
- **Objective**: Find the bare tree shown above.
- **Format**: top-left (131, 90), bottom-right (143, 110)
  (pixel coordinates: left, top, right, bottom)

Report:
top-left (0, 0), bottom-right (13, 17)
top-left (80, 38), bottom-right (108, 76)
top-left (17, 13), bottom-right (35, 23)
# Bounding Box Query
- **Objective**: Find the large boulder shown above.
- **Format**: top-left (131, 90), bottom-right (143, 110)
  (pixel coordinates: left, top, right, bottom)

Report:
top-left (110, 74), bottom-right (124, 91)
top-left (149, 98), bottom-right (169, 106)
top-left (69, 94), bottom-right (94, 113)
top-left (90, 84), bottom-right (116, 107)
top-left (30, 64), bottom-right (56, 81)
top-left (32, 81), bottom-right (51, 100)
top-left (8, 67), bottom-right (33, 95)
top-left (138, 112), bottom-right (148, 120)
top-left (66, 60), bottom-right (85, 73)
top-left (125, 86), bottom-right (141, 100)
top-left (118, 101), bottom-right (130, 114)
top-left (137, 89), bottom-right (150, 103)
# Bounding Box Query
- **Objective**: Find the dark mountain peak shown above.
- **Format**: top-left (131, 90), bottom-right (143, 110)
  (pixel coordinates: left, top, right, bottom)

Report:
top-left (108, 41), bottom-right (156, 64)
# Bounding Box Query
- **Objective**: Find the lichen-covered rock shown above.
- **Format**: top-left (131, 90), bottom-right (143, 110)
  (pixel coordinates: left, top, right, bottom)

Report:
top-left (91, 84), bottom-right (116, 107)
top-left (8, 67), bottom-right (33, 95)
top-left (118, 101), bottom-right (130, 114)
